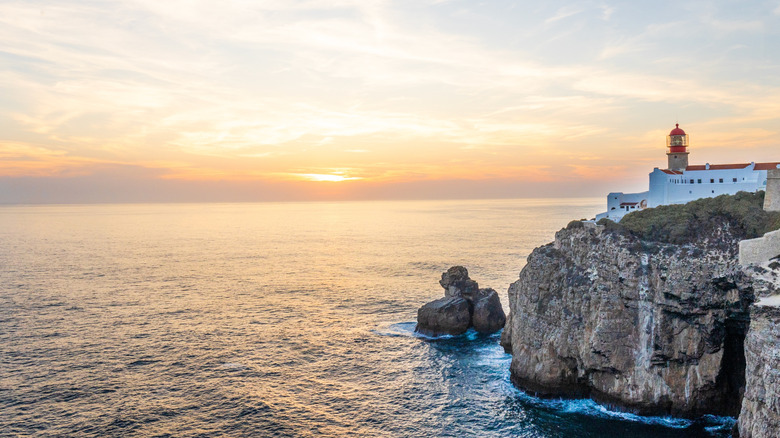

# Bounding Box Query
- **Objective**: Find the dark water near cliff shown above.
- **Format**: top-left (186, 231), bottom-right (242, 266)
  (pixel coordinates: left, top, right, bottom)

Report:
top-left (0, 200), bottom-right (734, 437)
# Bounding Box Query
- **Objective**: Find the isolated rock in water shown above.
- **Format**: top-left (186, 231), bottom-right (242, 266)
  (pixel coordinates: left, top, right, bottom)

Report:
top-left (417, 267), bottom-right (506, 337)
top-left (439, 266), bottom-right (480, 301)
top-left (472, 288), bottom-right (506, 334)
top-left (415, 296), bottom-right (471, 337)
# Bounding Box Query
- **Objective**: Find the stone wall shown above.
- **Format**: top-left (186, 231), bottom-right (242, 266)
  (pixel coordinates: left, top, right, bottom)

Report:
top-left (765, 168), bottom-right (780, 212)
top-left (739, 229), bottom-right (780, 266)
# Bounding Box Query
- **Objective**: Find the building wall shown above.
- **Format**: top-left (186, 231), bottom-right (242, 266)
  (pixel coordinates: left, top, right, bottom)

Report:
top-left (596, 191), bottom-right (649, 221)
top-left (663, 167), bottom-right (764, 205)
top-left (599, 165), bottom-right (770, 222)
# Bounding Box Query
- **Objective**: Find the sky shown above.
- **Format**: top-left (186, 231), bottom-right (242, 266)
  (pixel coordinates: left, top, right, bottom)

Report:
top-left (1, 0), bottom-right (780, 203)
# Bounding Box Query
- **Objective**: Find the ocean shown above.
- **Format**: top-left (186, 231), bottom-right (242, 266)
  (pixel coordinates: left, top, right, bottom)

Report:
top-left (0, 199), bottom-right (734, 437)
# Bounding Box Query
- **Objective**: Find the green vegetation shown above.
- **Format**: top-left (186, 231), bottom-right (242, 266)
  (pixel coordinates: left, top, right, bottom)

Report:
top-left (601, 191), bottom-right (780, 245)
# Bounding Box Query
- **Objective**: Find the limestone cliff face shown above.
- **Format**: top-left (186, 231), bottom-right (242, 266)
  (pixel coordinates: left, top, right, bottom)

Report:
top-left (738, 305), bottom-right (780, 437)
top-left (737, 259), bottom-right (780, 437)
top-left (505, 222), bottom-right (754, 418)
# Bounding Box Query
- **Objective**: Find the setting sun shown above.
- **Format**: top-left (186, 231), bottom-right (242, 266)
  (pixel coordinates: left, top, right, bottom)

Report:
top-left (295, 173), bottom-right (363, 182)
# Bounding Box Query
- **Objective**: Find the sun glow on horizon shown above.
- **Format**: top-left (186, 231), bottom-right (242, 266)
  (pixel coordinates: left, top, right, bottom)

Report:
top-left (294, 174), bottom-right (363, 183)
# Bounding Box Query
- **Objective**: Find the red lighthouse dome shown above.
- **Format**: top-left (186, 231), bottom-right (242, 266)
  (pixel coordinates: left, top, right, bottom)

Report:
top-left (669, 123), bottom-right (686, 136)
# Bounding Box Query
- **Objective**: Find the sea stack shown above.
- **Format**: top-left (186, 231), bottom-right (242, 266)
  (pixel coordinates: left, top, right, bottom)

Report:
top-left (415, 266), bottom-right (506, 337)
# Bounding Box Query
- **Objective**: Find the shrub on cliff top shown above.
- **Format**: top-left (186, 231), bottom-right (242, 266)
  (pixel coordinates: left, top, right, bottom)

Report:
top-left (618, 191), bottom-right (780, 244)
top-left (596, 217), bottom-right (625, 234)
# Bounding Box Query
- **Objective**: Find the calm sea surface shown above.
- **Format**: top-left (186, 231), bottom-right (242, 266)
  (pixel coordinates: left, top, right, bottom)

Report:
top-left (0, 199), bottom-right (734, 437)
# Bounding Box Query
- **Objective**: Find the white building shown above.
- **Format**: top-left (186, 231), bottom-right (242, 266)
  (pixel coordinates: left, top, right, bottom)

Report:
top-left (596, 124), bottom-right (780, 222)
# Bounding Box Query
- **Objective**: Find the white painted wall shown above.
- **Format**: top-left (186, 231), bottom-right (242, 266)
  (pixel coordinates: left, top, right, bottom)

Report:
top-left (598, 163), bottom-right (771, 222)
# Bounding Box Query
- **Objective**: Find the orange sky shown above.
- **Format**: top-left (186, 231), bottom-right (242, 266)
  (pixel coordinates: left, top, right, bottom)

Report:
top-left (2, 1), bottom-right (780, 203)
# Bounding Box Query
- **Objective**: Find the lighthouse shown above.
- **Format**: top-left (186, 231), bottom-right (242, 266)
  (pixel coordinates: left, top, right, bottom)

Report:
top-left (595, 124), bottom-right (780, 222)
top-left (667, 124), bottom-right (689, 172)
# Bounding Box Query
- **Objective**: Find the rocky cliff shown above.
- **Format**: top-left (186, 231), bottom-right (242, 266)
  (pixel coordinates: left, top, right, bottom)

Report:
top-left (737, 258), bottom-right (780, 437)
top-left (738, 304), bottom-right (780, 437)
top-left (504, 220), bottom-right (754, 417)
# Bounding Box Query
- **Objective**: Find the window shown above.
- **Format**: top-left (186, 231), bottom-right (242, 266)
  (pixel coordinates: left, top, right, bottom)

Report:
top-left (698, 179), bottom-right (702, 184)
top-left (733, 178), bottom-right (737, 182)
top-left (690, 179), bottom-right (694, 184)
top-left (710, 179), bottom-right (714, 183)
top-left (719, 178), bottom-right (723, 183)
top-left (611, 207), bottom-right (616, 210)
top-left (712, 190), bottom-right (715, 193)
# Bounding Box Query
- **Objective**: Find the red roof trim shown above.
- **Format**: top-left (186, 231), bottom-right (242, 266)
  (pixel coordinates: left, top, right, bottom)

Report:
top-left (755, 162), bottom-right (780, 170)
top-left (661, 169), bottom-right (683, 175)
top-left (685, 162), bottom-right (780, 171)
top-left (686, 163), bottom-right (750, 171)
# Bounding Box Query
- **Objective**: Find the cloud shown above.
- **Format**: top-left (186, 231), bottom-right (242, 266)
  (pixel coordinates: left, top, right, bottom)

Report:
top-left (600, 5), bottom-right (614, 21)
top-left (0, 167), bottom-right (612, 204)
top-left (544, 5), bottom-right (584, 24)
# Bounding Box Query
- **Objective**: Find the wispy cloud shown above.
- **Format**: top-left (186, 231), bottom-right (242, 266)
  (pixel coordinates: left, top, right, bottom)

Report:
top-left (544, 5), bottom-right (584, 24)
top-left (600, 5), bottom-right (614, 21)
